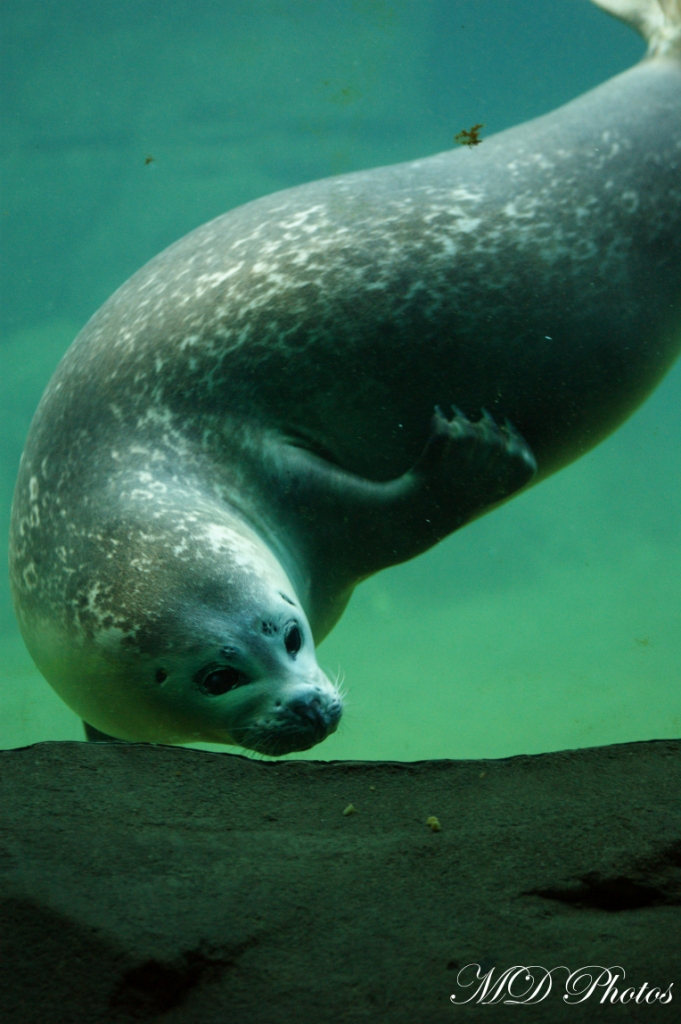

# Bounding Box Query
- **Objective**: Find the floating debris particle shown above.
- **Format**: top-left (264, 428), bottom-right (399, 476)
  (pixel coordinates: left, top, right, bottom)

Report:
top-left (426, 815), bottom-right (441, 832)
top-left (343, 803), bottom-right (357, 816)
top-left (454, 123), bottom-right (484, 147)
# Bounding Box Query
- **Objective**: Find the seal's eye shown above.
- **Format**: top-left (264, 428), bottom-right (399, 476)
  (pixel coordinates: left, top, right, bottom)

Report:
top-left (284, 623), bottom-right (302, 657)
top-left (198, 667), bottom-right (249, 696)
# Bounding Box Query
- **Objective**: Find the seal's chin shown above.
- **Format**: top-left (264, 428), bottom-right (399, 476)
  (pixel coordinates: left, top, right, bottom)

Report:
top-left (230, 682), bottom-right (343, 756)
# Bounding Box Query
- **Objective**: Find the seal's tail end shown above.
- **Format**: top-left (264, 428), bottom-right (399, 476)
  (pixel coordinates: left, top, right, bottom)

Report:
top-left (590, 0), bottom-right (681, 59)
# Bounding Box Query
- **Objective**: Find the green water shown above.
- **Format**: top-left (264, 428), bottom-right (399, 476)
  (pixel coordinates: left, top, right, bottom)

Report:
top-left (1, 0), bottom-right (678, 759)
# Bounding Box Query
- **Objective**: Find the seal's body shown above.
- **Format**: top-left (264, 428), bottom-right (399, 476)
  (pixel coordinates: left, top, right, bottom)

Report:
top-left (9, 0), bottom-right (681, 753)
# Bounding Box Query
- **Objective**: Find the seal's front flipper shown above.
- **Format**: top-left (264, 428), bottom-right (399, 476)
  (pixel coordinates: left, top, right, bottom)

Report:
top-left (410, 405), bottom-right (537, 533)
top-left (266, 407), bottom-right (536, 590)
top-left (83, 721), bottom-right (126, 743)
top-left (376, 406), bottom-right (536, 567)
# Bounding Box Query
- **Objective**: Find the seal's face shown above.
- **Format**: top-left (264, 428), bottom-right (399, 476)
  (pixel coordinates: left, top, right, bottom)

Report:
top-left (76, 512), bottom-right (346, 753)
top-left (150, 587), bottom-right (344, 755)
top-left (53, 579), bottom-right (343, 755)
top-left (21, 504), bottom-right (343, 754)
top-left (46, 581), bottom-right (346, 757)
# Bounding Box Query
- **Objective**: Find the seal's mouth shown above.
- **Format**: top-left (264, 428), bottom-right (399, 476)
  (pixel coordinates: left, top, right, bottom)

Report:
top-left (231, 687), bottom-right (343, 756)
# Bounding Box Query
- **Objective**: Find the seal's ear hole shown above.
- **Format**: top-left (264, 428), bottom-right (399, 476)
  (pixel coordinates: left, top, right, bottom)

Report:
top-left (284, 623), bottom-right (302, 657)
top-left (155, 668), bottom-right (168, 684)
top-left (198, 666), bottom-right (249, 696)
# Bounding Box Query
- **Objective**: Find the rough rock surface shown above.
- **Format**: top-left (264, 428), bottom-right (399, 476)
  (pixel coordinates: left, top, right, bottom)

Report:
top-left (1, 739), bottom-right (679, 1023)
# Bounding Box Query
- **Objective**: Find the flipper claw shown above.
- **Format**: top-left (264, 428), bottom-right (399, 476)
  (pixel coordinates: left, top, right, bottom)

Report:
top-left (480, 408), bottom-right (499, 431)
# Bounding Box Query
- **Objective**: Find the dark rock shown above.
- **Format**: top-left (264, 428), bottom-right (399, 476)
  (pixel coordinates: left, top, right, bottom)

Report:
top-left (1, 739), bottom-right (679, 1023)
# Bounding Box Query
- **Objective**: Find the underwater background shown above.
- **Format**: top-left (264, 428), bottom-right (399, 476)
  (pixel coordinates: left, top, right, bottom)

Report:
top-left (1, 0), bottom-right (678, 760)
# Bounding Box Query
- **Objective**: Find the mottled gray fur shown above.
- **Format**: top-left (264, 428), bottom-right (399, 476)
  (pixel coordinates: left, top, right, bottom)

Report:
top-left (9, 15), bottom-right (681, 751)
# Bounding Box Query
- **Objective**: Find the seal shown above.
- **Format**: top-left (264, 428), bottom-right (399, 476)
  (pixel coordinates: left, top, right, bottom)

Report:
top-left (9, 0), bottom-right (681, 755)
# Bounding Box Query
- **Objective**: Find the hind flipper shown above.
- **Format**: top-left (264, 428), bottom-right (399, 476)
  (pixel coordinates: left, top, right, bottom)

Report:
top-left (590, 0), bottom-right (681, 59)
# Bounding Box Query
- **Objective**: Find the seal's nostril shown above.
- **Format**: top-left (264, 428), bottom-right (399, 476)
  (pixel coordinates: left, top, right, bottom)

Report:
top-left (288, 697), bottom-right (328, 735)
top-left (290, 697), bottom-right (318, 719)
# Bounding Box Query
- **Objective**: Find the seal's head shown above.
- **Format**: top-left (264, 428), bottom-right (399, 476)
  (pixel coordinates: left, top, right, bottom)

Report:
top-left (20, 494), bottom-right (343, 755)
